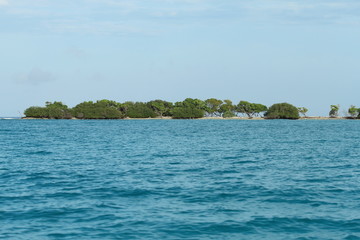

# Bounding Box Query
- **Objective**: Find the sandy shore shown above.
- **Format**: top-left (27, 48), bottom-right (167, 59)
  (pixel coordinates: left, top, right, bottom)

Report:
top-left (21, 116), bottom-right (357, 120)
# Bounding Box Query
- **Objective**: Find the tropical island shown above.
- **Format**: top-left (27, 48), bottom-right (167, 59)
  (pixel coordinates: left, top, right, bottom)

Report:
top-left (22, 99), bottom-right (358, 120)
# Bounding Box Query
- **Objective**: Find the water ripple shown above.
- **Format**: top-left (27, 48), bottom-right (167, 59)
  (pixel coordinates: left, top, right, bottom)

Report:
top-left (1, 120), bottom-right (360, 239)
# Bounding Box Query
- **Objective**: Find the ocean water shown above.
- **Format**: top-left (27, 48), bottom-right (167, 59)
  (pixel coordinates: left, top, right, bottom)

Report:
top-left (1, 119), bottom-right (360, 240)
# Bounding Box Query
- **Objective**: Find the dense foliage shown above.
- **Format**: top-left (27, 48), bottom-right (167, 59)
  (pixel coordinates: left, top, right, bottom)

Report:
top-left (264, 103), bottom-right (300, 119)
top-left (172, 98), bottom-right (206, 119)
top-left (72, 100), bottom-right (123, 119)
top-left (24, 99), bottom-right (337, 120)
top-left (237, 101), bottom-right (268, 118)
top-left (172, 107), bottom-right (205, 119)
top-left (126, 102), bottom-right (157, 118)
top-left (329, 105), bottom-right (340, 118)
top-left (24, 102), bottom-right (72, 119)
top-left (147, 100), bottom-right (173, 117)
top-left (205, 98), bottom-right (223, 117)
top-left (347, 105), bottom-right (360, 118)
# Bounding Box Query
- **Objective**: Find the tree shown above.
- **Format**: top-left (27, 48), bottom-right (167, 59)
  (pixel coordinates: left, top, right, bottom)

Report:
top-left (24, 106), bottom-right (48, 118)
top-left (175, 98), bottom-right (207, 110)
top-left (219, 100), bottom-right (235, 116)
top-left (348, 105), bottom-right (359, 118)
top-left (126, 102), bottom-right (156, 118)
top-left (329, 105), bottom-right (340, 118)
top-left (172, 107), bottom-right (204, 119)
top-left (253, 103), bottom-right (268, 117)
top-left (222, 111), bottom-right (236, 118)
top-left (237, 101), bottom-right (253, 117)
top-left (172, 98), bottom-right (206, 119)
top-left (297, 107), bottom-right (308, 117)
top-left (96, 99), bottom-right (122, 109)
top-left (237, 101), bottom-right (267, 118)
top-left (205, 98), bottom-right (223, 116)
top-left (264, 103), bottom-right (300, 119)
top-left (147, 100), bottom-right (173, 117)
top-left (72, 100), bottom-right (123, 119)
top-left (46, 101), bottom-right (72, 119)
top-left (24, 101), bottom-right (72, 119)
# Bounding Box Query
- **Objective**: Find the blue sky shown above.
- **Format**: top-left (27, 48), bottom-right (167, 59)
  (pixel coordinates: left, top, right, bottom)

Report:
top-left (1, 0), bottom-right (360, 116)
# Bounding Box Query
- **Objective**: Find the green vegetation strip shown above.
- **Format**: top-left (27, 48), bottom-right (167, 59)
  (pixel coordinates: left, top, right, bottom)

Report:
top-left (23, 99), bottom-right (358, 120)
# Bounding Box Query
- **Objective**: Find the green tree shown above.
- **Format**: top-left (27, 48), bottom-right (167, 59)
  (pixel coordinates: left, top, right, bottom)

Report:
top-left (147, 100), bottom-right (173, 117)
top-left (46, 101), bottom-right (72, 119)
top-left (24, 101), bottom-right (73, 119)
top-left (24, 106), bottom-right (48, 118)
top-left (219, 100), bottom-right (235, 116)
top-left (329, 105), bottom-right (340, 118)
top-left (172, 98), bottom-right (206, 119)
top-left (119, 101), bottom-right (134, 114)
top-left (175, 98), bottom-right (207, 110)
top-left (297, 107), bottom-right (308, 117)
top-left (253, 103), bottom-right (268, 117)
top-left (96, 99), bottom-right (122, 109)
top-left (205, 98), bottom-right (223, 116)
top-left (222, 111), bottom-right (236, 118)
top-left (237, 101), bottom-right (267, 118)
top-left (126, 102), bottom-right (156, 118)
top-left (172, 107), bottom-right (204, 119)
top-left (348, 105), bottom-right (359, 118)
top-left (265, 103), bottom-right (300, 119)
top-left (72, 101), bottom-right (123, 119)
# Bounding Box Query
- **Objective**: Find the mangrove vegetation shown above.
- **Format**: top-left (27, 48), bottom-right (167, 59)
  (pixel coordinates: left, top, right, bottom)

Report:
top-left (23, 99), bottom-right (360, 120)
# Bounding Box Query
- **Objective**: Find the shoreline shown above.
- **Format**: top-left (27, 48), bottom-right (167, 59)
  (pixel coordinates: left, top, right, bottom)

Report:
top-left (19, 116), bottom-right (358, 120)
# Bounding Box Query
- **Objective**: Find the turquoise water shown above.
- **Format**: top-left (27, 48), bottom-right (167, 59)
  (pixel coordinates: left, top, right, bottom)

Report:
top-left (1, 119), bottom-right (360, 239)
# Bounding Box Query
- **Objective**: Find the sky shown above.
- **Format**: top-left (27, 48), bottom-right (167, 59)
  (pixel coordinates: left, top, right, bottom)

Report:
top-left (1, 0), bottom-right (360, 117)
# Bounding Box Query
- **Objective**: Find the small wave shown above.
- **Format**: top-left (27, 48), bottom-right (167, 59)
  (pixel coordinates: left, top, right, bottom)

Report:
top-left (201, 220), bottom-right (257, 234)
top-left (264, 197), bottom-right (338, 206)
top-left (26, 150), bottom-right (53, 155)
top-left (344, 234), bottom-right (360, 240)
top-left (24, 172), bottom-right (58, 181)
top-left (43, 192), bottom-right (83, 198)
top-left (1, 207), bottom-right (91, 221)
top-left (246, 217), bottom-right (360, 234)
top-left (151, 153), bottom-right (184, 158)
top-left (74, 214), bottom-right (118, 223)
top-left (0, 129), bottom-right (12, 132)
top-left (90, 187), bottom-right (154, 198)
top-left (223, 156), bottom-right (242, 160)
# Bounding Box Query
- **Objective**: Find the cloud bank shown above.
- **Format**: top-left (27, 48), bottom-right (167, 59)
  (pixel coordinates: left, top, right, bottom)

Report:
top-left (2, 0), bottom-right (360, 35)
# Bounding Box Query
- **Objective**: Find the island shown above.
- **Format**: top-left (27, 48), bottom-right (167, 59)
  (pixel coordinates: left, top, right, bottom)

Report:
top-left (22, 99), bottom-right (358, 120)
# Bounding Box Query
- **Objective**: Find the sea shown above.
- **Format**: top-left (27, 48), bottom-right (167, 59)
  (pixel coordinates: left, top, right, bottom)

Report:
top-left (0, 119), bottom-right (360, 239)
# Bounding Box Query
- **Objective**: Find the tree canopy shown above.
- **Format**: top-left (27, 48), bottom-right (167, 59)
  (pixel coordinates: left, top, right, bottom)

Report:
top-left (24, 101), bottom-right (72, 119)
top-left (264, 103), bottom-right (300, 119)
top-left (147, 100), bottom-right (173, 117)
top-left (205, 98), bottom-right (223, 117)
top-left (72, 100), bottom-right (123, 119)
top-left (237, 101), bottom-right (267, 118)
top-left (347, 105), bottom-right (359, 118)
top-left (329, 105), bottom-right (340, 118)
top-left (297, 107), bottom-right (308, 117)
top-left (172, 98), bottom-right (206, 119)
top-left (28, 99), bottom-right (360, 120)
top-left (126, 102), bottom-right (157, 118)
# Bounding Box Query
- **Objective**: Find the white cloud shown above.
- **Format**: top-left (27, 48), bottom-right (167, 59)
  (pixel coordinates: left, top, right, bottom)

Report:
top-left (15, 68), bottom-right (56, 85)
top-left (44, 19), bottom-right (152, 35)
top-left (236, 0), bottom-right (360, 25)
top-left (4, 0), bottom-right (360, 36)
top-left (0, 0), bottom-right (9, 6)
